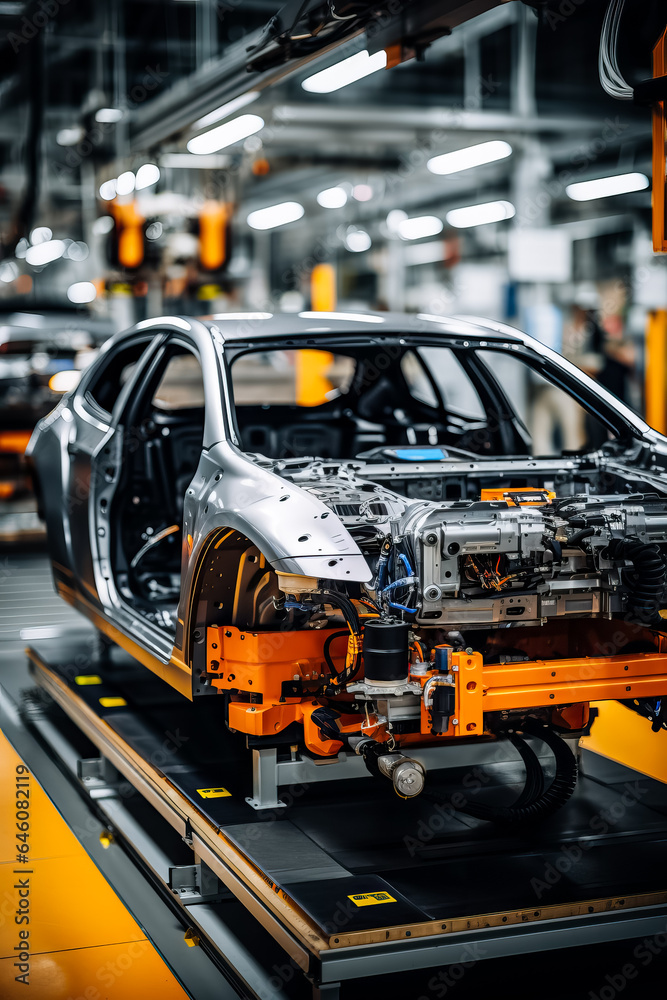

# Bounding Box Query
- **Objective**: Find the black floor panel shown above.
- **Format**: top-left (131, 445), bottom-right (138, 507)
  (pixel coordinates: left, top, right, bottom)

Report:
top-left (28, 634), bottom-right (667, 940)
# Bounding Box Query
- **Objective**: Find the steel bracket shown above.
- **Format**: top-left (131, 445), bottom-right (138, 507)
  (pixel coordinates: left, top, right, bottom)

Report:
top-left (168, 860), bottom-right (227, 904)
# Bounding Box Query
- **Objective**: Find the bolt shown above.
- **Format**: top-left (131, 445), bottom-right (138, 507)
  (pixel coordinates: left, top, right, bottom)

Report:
top-left (452, 719), bottom-right (459, 726)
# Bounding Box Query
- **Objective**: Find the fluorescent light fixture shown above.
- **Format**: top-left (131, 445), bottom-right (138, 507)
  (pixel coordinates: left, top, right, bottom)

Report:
top-left (300, 311), bottom-right (384, 324)
top-left (352, 183), bottom-right (373, 202)
top-left (427, 140), bottom-right (512, 176)
top-left (67, 281), bottom-right (97, 304)
top-left (56, 127), bottom-right (84, 147)
top-left (66, 241), bottom-right (89, 261)
top-left (135, 163), bottom-right (160, 190)
top-left (99, 179), bottom-right (117, 201)
top-left (317, 186), bottom-right (347, 209)
top-left (116, 170), bottom-right (135, 196)
top-left (565, 171), bottom-right (649, 202)
top-left (30, 227), bottom-right (52, 245)
top-left (302, 49), bottom-right (387, 94)
top-left (344, 229), bottom-right (371, 252)
top-left (95, 107), bottom-right (123, 123)
top-left (398, 216), bottom-right (443, 240)
top-left (446, 200), bottom-right (516, 229)
top-left (187, 114), bottom-right (264, 155)
top-left (386, 209), bottom-right (408, 233)
top-left (193, 92), bottom-right (260, 130)
top-left (247, 201), bottom-right (304, 231)
top-left (160, 153), bottom-right (230, 169)
top-left (0, 261), bottom-right (19, 283)
top-left (25, 240), bottom-right (66, 266)
top-left (49, 370), bottom-right (82, 393)
top-left (92, 216), bottom-right (114, 235)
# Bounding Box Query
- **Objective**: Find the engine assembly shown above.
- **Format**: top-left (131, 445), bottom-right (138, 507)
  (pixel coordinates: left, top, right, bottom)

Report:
top-left (204, 480), bottom-right (667, 817)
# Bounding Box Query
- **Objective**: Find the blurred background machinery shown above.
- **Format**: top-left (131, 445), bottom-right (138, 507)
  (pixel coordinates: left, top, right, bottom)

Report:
top-left (0, 0), bottom-right (665, 507)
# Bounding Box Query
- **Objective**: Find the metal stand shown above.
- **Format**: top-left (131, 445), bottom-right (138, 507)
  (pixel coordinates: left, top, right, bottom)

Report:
top-left (244, 742), bottom-right (541, 810)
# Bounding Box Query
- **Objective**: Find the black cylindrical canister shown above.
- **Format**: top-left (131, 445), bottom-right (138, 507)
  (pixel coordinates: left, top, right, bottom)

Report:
top-left (362, 620), bottom-right (409, 683)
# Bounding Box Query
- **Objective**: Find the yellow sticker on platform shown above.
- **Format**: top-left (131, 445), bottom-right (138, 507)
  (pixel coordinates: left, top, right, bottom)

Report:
top-left (75, 675), bottom-right (102, 685)
top-left (99, 697), bottom-right (127, 708)
top-left (348, 892), bottom-right (397, 907)
top-left (197, 787), bottom-right (232, 799)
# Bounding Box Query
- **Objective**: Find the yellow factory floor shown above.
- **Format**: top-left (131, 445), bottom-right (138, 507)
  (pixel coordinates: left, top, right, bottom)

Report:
top-left (0, 728), bottom-right (191, 999)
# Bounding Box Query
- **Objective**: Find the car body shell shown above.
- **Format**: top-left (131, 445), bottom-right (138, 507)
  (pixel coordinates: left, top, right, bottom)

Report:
top-left (27, 311), bottom-right (667, 701)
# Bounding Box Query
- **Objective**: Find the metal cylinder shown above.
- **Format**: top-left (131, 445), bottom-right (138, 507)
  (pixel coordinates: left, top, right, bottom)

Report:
top-left (377, 754), bottom-right (425, 798)
top-left (351, 737), bottom-right (426, 798)
top-left (362, 619), bottom-right (409, 683)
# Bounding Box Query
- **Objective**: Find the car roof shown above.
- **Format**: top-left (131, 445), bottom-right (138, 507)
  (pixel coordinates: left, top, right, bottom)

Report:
top-left (122, 310), bottom-right (650, 438)
top-left (197, 310), bottom-right (517, 344)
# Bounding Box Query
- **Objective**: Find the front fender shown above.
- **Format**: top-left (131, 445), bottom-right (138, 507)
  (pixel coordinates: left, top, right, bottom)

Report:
top-left (187, 441), bottom-right (371, 580)
top-left (176, 443), bottom-right (371, 652)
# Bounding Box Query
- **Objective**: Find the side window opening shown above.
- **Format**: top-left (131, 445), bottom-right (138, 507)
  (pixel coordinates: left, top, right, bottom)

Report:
top-left (476, 350), bottom-right (615, 456)
top-left (415, 347), bottom-right (486, 419)
top-left (111, 345), bottom-right (206, 632)
top-left (84, 339), bottom-right (153, 416)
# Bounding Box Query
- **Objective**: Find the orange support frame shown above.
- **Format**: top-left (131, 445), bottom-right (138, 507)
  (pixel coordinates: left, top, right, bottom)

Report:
top-left (645, 309), bottom-right (667, 435)
top-left (207, 626), bottom-right (667, 758)
top-left (653, 27), bottom-right (667, 253)
top-left (480, 651), bottom-right (667, 712)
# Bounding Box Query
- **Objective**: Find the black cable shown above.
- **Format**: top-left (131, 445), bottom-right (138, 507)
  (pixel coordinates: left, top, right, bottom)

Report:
top-left (567, 526), bottom-right (595, 548)
top-left (323, 630), bottom-right (348, 679)
top-left (319, 590), bottom-right (361, 632)
top-left (317, 591), bottom-right (362, 687)
top-left (427, 719), bottom-right (578, 825)
top-left (507, 732), bottom-right (545, 807)
top-left (603, 536), bottom-right (666, 623)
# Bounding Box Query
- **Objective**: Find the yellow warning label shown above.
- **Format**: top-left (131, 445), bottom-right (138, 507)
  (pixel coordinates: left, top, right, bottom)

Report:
top-left (99, 697), bottom-right (127, 708)
top-left (347, 892), bottom-right (397, 907)
top-left (75, 675), bottom-right (103, 685)
top-left (197, 787), bottom-right (232, 799)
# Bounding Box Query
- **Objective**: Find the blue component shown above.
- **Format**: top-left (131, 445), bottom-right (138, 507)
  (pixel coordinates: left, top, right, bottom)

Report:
top-left (377, 555), bottom-right (389, 590)
top-left (382, 577), bottom-right (413, 593)
top-left (434, 645), bottom-right (452, 672)
top-left (394, 448), bottom-right (447, 461)
top-left (398, 552), bottom-right (414, 577)
top-left (388, 601), bottom-right (416, 614)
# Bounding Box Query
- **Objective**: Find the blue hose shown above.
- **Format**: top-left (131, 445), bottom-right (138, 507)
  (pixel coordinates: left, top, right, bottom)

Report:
top-left (388, 601), bottom-right (416, 614)
top-left (398, 552), bottom-right (414, 577)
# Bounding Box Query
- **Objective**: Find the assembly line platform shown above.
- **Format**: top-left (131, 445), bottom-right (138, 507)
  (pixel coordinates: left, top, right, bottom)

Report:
top-left (20, 632), bottom-right (667, 997)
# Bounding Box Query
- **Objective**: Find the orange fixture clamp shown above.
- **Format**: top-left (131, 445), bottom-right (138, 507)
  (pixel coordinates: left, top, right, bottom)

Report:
top-left (480, 487), bottom-right (556, 506)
